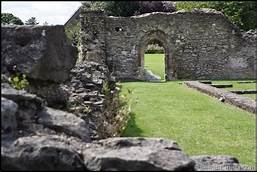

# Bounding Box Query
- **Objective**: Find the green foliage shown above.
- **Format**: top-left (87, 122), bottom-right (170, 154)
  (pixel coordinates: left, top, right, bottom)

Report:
top-left (65, 21), bottom-right (81, 47)
top-left (10, 74), bottom-right (29, 90)
top-left (175, 1), bottom-right (212, 11)
top-left (25, 17), bottom-right (39, 25)
top-left (175, 1), bottom-right (257, 31)
top-left (145, 44), bottom-right (164, 54)
top-left (210, 1), bottom-right (257, 31)
top-left (83, 1), bottom-right (175, 17)
top-left (102, 81), bottom-right (111, 96)
top-left (1, 13), bottom-right (24, 25)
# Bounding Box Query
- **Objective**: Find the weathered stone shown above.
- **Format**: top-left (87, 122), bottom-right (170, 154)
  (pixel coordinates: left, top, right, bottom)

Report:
top-left (138, 68), bottom-right (162, 82)
top-left (185, 81), bottom-right (256, 114)
top-left (83, 137), bottom-right (195, 171)
top-left (1, 84), bottom-right (45, 110)
top-left (80, 8), bottom-right (256, 81)
top-left (27, 82), bottom-right (70, 108)
top-left (1, 25), bottom-right (77, 83)
top-left (1, 135), bottom-right (86, 171)
top-left (192, 155), bottom-right (255, 171)
top-left (1, 97), bottom-right (18, 136)
top-left (38, 107), bottom-right (91, 142)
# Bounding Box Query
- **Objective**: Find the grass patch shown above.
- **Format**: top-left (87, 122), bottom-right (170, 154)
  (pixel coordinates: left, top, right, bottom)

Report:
top-left (212, 80), bottom-right (256, 100)
top-left (144, 53), bottom-right (165, 80)
top-left (120, 81), bottom-right (256, 167)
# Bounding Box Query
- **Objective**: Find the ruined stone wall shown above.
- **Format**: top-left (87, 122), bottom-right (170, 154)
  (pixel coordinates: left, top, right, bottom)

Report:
top-left (80, 9), bottom-right (256, 80)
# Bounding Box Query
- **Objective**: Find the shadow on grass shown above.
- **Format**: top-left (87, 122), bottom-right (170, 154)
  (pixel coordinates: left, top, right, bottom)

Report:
top-left (121, 112), bottom-right (144, 137)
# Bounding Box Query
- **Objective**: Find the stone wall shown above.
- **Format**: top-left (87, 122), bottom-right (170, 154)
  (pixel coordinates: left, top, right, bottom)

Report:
top-left (80, 8), bottom-right (256, 81)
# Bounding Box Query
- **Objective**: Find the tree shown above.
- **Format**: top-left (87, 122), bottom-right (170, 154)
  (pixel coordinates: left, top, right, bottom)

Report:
top-left (175, 1), bottom-right (257, 31)
top-left (1, 13), bottom-right (24, 25)
top-left (43, 21), bottom-right (48, 25)
top-left (25, 17), bottom-right (39, 25)
top-left (83, 1), bottom-right (176, 17)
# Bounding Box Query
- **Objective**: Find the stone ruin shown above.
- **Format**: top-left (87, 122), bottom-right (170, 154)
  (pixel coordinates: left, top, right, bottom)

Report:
top-left (1, 8), bottom-right (256, 171)
top-left (80, 8), bottom-right (256, 81)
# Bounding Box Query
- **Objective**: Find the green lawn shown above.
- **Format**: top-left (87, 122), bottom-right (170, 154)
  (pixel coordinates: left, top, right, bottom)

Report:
top-left (212, 80), bottom-right (256, 100)
top-left (120, 82), bottom-right (256, 167)
top-left (144, 53), bottom-right (165, 80)
top-left (122, 54), bottom-right (256, 167)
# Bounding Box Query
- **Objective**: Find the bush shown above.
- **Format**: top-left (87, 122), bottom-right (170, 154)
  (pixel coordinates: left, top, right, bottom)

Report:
top-left (9, 74), bottom-right (29, 90)
top-left (145, 44), bottom-right (164, 54)
top-left (83, 1), bottom-right (176, 17)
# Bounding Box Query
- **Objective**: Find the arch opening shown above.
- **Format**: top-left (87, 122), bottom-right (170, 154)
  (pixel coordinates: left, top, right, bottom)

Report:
top-left (138, 30), bottom-right (170, 82)
top-left (143, 39), bottom-right (165, 81)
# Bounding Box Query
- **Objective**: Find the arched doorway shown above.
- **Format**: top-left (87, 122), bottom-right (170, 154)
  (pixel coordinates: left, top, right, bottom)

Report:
top-left (138, 30), bottom-right (171, 81)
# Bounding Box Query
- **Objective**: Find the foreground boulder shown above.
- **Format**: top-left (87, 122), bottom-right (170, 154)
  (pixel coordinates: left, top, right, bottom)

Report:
top-left (83, 137), bottom-right (195, 171)
top-left (1, 25), bottom-right (77, 83)
top-left (1, 135), bottom-right (86, 170)
top-left (192, 155), bottom-right (254, 171)
top-left (1, 83), bottom-right (91, 142)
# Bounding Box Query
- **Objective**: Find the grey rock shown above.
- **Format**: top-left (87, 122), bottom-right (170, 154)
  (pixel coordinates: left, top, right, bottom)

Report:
top-left (1, 135), bottom-right (86, 171)
top-left (27, 82), bottom-right (70, 108)
top-left (83, 137), bottom-right (195, 171)
top-left (1, 97), bottom-right (18, 136)
top-left (38, 107), bottom-right (91, 142)
top-left (1, 25), bottom-right (77, 83)
top-left (138, 68), bottom-right (162, 82)
top-left (1, 84), bottom-right (45, 109)
top-left (192, 155), bottom-right (255, 171)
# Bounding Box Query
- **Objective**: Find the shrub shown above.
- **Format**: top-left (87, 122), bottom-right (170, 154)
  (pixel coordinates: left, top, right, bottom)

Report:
top-left (9, 73), bottom-right (29, 90)
top-left (145, 44), bottom-right (164, 54)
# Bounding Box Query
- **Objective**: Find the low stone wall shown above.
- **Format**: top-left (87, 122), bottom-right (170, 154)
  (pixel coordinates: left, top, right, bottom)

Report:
top-left (184, 81), bottom-right (256, 114)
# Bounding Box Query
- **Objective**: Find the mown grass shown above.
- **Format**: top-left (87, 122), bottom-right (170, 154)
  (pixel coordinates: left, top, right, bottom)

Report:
top-left (144, 53), bottom-right (165, 80)
top-left (121, 81), bottom-right (256, 167)
top-left (120, 54), bottom-right (256, 167)
top-left (212, 80), bottom-right (256, 100)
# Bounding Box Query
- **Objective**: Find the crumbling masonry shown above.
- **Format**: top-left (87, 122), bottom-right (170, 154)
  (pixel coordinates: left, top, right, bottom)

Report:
top-left (80, 8), bottom-right (256, 81)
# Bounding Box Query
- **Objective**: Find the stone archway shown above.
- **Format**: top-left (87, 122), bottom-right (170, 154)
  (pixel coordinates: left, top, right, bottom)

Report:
top-left (138, 30), bottom-right (172, 81)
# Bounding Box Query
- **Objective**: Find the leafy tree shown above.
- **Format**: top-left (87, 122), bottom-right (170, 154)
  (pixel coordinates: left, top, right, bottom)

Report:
top-left (25, 17), bottom-right (39, 25)
top-left (175, 1), bottom-right (257, 31)
top-left (1, 13), bottom-right (24, 25)
top-left (83, 1), bottom-right (176, 17)
top-left (210, 1), bottom-right (257, 31)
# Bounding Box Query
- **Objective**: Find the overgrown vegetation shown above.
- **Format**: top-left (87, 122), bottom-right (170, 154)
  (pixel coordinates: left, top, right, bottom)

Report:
top-left (82, 1), bottom-right (176, 17)
top-left (65, 21), bottom-right (81, 47)
top-left (9, 73), bottom-right (29, 90)
top-left (1, 13), bottom-right (24, 25)
top-left (104, 83), bottom-right (133, 137)
top-left (176, 1), bottom-right (257, 31)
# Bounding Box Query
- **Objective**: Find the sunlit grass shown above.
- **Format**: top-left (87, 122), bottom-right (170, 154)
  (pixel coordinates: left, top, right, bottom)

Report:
top-left (144, 53), bottom-right (165, 80)
top-left (120, 81), bottom-right (256, 167)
